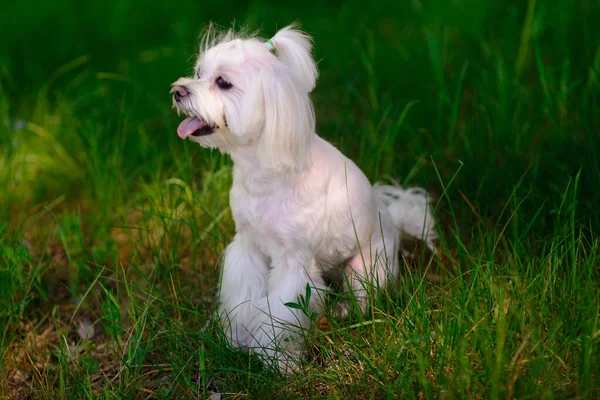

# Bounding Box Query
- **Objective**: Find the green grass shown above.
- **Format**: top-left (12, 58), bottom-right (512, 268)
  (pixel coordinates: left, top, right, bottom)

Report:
top-left (1, 0), bottom-right (599, 398)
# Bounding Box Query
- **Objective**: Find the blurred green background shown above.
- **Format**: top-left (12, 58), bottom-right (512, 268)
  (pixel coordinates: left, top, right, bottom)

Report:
top-left (1, 0), bottom-right (599, 229)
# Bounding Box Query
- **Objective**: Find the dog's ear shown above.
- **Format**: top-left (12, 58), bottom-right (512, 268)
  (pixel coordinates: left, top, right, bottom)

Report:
top-left (254, 62), bottom-right (315, 172)
top-left (270, 24), bottom-right (318, 93)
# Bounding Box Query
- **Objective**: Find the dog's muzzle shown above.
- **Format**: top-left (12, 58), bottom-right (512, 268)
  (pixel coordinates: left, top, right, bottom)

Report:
top-left (177, 116), bottom-right (216, 139)
top-left (173, 85), bottom-right (188, 102)
top-left (173, 85), bottom-right (218, 139)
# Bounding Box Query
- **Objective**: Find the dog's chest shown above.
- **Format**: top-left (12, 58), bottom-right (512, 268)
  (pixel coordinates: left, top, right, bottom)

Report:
top-left (232, 191), bottom-right (288, 238)
top-left (230, 185), bottom-right (320, 252)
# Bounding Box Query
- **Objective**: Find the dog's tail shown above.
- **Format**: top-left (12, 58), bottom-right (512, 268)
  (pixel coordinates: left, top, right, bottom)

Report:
top-left (374, 183), bottom-right (438, 254)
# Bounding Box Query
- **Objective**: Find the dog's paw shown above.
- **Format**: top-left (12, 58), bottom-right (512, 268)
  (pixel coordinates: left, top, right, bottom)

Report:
top-left (277, 349), bottom-right (303, 375)
top-left (335, 301), bottom-right (351, 319)
top-left (247, 307), bottom-right (306, 374)
top-left (335, 294), bottom-right (368, 319)
top-left (251, 334), bottom-right (305, 375)
top-left (218, 306), bottom-right (252, 350)
top-left (220, 319), bottom-right (250, 350)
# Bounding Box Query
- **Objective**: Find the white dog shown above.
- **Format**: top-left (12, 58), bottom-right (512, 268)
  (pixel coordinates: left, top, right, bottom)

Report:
top-left (172, 25), bottom-right (437, 373)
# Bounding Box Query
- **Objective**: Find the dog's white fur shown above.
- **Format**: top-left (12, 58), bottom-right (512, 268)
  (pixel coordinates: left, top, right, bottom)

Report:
top-left (172, 24), bottom-right (437, 373)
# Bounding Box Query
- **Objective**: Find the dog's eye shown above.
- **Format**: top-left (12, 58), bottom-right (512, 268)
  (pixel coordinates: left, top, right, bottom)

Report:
top-left (216, 76), bottom-right (233, 90)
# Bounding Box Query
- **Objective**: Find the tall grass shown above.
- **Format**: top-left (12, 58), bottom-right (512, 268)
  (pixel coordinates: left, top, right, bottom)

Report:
top-left (1, 0), bottom-right (598, 398)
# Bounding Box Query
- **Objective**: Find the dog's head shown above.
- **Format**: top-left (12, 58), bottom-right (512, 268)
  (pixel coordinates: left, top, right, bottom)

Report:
top-left (172, 24), bottom-right (318, 172)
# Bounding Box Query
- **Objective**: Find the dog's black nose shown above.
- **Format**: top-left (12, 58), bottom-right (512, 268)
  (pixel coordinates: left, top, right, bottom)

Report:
top-left (173, 85), bottom-right (188, 101)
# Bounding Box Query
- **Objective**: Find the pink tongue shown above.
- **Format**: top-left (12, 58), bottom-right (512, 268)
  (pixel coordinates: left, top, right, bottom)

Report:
top-left (177, 116), bottom-right (207, 139)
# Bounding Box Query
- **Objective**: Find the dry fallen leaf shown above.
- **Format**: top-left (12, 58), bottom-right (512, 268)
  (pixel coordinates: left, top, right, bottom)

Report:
top-left (77, 320), bottom-right (95, 340)
top-left (207, 391), bottom-right (221, 400)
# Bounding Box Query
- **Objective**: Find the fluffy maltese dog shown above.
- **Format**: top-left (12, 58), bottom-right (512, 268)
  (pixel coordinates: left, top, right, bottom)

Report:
top-left (172, 24), bottom-right (437, 373)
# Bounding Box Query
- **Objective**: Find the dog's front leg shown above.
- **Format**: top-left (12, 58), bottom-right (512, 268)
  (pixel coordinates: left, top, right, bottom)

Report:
top-left (218, 233), bottom-right (269, 349)
top-left (248, 253), bottom-right (326, 373)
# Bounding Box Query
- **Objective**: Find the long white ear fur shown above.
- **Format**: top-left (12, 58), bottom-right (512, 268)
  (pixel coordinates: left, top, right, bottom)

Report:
top-left (256, 62), bottom-right (315, 172)
top-left (270, 24), bottom-right (319, 93)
